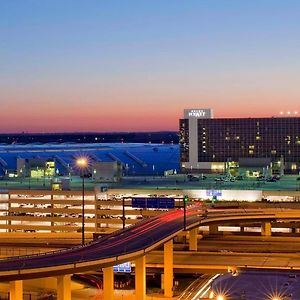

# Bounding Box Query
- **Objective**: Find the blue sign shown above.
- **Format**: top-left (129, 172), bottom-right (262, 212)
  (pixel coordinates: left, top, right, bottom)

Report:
top-left (132, 197), bottom-right (175, 209)
top-left (113, 262), bottom-right (131, 273)
top-left (206, 190), bottom-right (222, 197)
top-left (132, 197), bottom-right (147, 208)
top-left (156, 198), bottom-right (175, 209)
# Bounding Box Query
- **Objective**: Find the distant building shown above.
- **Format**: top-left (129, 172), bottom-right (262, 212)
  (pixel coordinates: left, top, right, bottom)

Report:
top-left (0, 143), bottom-right (179, 178)
top-left (17, 158), bottom-right (55, 178)
top-left (92, 161), bottom-right (122, 182)
top-left (180, 109), bottom-right (300, 176)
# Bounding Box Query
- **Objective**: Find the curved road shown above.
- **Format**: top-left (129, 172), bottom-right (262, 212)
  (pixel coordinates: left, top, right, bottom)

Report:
top-left (0, 204), bottom-right (201, 280)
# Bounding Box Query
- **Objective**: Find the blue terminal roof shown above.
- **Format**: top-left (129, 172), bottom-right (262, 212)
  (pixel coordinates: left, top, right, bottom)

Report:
top-left (0, 143), bottom-right (179, 176)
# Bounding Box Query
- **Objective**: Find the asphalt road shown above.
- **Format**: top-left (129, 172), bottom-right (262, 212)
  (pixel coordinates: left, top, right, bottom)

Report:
top-left (212, 270), bottom-right (300, 300)
top-left (178, 274), bottom-right (219, 300)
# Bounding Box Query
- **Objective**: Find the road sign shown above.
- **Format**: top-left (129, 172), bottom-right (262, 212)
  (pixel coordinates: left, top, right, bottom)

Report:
top-left (206, 190), bottom-right (222, 197)
top-left (132, 197), bottom-right (175, 209)
top-left (132, 197), bottom-right (147, 208)
top-left (113, 262), bottom-right (131, 273)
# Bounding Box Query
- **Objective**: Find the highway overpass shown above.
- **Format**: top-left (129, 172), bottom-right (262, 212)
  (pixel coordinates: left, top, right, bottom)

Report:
top-left (3, 205), bottom-right (300, 299)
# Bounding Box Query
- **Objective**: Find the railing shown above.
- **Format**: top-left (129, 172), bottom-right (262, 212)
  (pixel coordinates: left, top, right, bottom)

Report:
top-left (0, 248), bottom-right (43, 258)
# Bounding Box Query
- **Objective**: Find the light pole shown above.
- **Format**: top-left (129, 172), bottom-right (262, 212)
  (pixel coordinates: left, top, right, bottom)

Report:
top-left (28, 170), bottom-right (31, 190)
top-left (76, 157), bottom-right (88, 245)
top-left (19, 168), bottom-right (23, 184)
top-left (183, 195), bottom-right (188, 231)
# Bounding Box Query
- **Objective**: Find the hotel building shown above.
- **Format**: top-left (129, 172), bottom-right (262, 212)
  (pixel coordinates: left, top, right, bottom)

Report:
top-left (180, 109), bottom-right (300, 176)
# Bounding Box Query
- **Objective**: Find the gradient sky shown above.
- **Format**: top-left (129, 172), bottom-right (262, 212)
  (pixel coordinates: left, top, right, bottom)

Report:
top-left (1, 1), bottom-right (300, 133)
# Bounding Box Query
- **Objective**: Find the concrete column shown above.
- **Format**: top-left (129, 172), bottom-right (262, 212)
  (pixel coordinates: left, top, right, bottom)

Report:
top-left (10, 280), bottom-right (23, 300)
top-left (51, 194), bottom-right (54, 232)
top-left (189, 228), bottom-right (198, 251)
top-left (8, 194), bottom-right (11, 232)
top-left (103, 266), bottom-right (114, 300)
top-left (57, 275), bottom-right (71, 300)
top-left (135, 256), bottom-right (146, 300)
top-left (164, 239), bottom-right (173, 298)
top-left (209, 224), bottom-right (219, 235)
top-left (94, 194), bottom-right (98, 232)
top-left (261, 222), bottom-right (271, 236)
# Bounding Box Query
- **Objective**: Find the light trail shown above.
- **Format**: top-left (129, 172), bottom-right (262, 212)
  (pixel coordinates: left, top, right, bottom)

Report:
top-left (191, 274), bottom-right (220, 300)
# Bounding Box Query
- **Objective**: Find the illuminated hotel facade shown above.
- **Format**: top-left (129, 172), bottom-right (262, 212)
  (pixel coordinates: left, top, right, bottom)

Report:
top-left (180, 109), bottom-right (300, 176)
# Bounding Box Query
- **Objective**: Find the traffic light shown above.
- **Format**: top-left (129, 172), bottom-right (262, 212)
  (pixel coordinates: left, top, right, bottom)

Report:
top-left (184, 195), bottom-right (189, 203)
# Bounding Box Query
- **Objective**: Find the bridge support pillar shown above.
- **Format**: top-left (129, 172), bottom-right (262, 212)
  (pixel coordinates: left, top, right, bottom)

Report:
top-left (135, 256), bottom-right (146, 300)
top-left (209, 224), bottom-right (219, 235)
top-left (261, 222), bottom-right (271, 236)
top-left (57, 275), bottom-right (71, 300)
top-left (189, 228), bottom-right (198, 251)
top-left (164, 239), bottom-right (173, 298)
top-left (103, 266), bottom-right (114, 300)
top-left (10, 280), bottom-right (23, 300)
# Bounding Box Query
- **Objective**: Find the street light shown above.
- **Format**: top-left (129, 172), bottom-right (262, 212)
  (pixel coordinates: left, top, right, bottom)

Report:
top-left (76, 157), bottom-right (88, 245)
top-left (183, 195), bottom-right (188, 230)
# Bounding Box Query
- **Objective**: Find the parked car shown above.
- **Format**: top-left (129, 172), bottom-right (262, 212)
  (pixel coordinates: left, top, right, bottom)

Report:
top-left (187, 174), bottom-right (199, 181)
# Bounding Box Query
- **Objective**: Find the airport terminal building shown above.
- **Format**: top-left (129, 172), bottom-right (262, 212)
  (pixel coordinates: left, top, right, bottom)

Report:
top-left (180, 109), bottom-right (300, 176)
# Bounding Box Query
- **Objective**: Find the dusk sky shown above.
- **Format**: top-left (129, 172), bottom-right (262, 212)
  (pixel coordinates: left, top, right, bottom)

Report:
top-left (1, 1), bottom-right (300, 133)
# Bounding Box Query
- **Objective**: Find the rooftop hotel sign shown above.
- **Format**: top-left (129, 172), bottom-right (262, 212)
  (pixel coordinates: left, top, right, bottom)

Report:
top-left (184, 109), bottom-right (213, 119)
